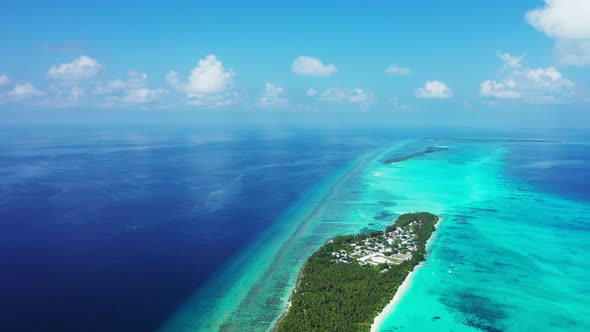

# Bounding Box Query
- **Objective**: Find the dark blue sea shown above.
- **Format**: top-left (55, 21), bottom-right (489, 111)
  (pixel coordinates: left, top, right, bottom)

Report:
top-left (0, 127), bottom-right (384, 332)
top-left (0, 126), bottom-right (588, 332)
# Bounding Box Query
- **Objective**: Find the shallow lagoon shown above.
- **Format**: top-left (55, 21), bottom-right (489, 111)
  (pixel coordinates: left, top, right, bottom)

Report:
top-left (163, 138), bottom-right (590, 331)
top-left (376, 142), bottom-right (590, 331)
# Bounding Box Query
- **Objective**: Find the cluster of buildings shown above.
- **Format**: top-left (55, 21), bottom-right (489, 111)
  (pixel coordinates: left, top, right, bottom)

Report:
top-left (330, 220), bottom-right (423, 266)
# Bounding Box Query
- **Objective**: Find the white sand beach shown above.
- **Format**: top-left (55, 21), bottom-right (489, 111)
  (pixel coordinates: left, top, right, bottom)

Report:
top-left (370, 217), bottom-right (443, 332)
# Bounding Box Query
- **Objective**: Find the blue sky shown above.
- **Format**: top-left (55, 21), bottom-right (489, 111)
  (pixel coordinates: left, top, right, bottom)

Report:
top-left (0, 0), bottom-right (589, 127)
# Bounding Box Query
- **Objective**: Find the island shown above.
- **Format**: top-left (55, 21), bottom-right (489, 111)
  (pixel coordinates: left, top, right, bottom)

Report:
top-left (276, 212), bottom-right (439, 332)
top-left (382, 147), bottom-right (448, 164)
top-left (431, 137), bottom-right (562, 143)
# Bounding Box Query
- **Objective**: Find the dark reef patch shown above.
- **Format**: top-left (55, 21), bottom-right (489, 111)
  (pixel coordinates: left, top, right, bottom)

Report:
top-left (454, 233), bottom-right (474, 240)
top-left (444, 225), bottom-right (461, 230)
top-left (374, 211), bottom-right (397, 221)
top-left (454, 215), bottom-right (476, 224)
top-left (441, 291), bottom-right (507, 332)
top-left (468, 207), bottom-right (499, 213)
top-left (359, 226), bottom-right (381, 233)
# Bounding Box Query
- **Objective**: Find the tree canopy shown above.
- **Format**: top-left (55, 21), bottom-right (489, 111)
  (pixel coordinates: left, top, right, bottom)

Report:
top-left (277, 212), bottom-right (438, 332)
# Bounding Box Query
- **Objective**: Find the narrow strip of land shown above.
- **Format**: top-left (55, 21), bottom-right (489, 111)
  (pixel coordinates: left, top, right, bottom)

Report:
top-left (382, 147), bottom-right (448, 164)
top-left (276, 212), bottom-right (439, 332)
top-left (431, 137), bottom-right (562, 143)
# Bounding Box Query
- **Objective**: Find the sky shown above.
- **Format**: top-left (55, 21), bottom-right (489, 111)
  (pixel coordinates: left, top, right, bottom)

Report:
top-left (0, 0), bottom-right (589, 128)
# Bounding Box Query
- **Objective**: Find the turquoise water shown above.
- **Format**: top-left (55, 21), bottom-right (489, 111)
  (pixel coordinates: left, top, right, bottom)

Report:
top-left (159, 146), bottom-right (394, 331)
top-left (161, 139), bottom-right (590, 332)
top-left (374, 142), bottom-right (590, 332)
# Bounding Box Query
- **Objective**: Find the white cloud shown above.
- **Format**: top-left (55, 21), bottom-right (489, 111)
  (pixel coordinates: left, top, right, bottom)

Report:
top-left (122, 88), bottom-right (166, 104)
top-left (3, 64), bottom-right (165, 107)
top-left (185, 92), bottom-right (240, 107)
top-left (480, 80), bottom-right (521, 99)
top-left (306, 88), bottom-right (318, 97)
top-left (6, 82), bottom-right (44, 100)
top-left (480, 54), bottom-right (574, 102)
top-left (91, 71), bottom-right (166, 106)
top-left (497, 52), bottom-right (524, 69)
top-left (47, 55), bottom-right (102, 80)
top-left (316, 87), bottom-right (374, 111)
top-left (415, 81), bottom-right (453, 99)
top-left (44, 86), bottom-right (86, 107)
top-left (258, 83), bottom-right (289, 108)
top-left (165, 72), bottom-right (182, 90)
top-left (527, 66), bottom-right (563, 82)
top-left (0, 75), bottom-right (10, 86)
top-left (318, 88), bottom-right (347, 102)
top-left (347, 89), bottom-right (373, 105)
top-left (94, 71), bottom-right (147, 94)
top-left (167, 54), bottom-right (236, 106)
top-left (385, 64), bottom-right (412, 75)
top-left (526, 0), bottom-right (590, 39)
top-left (526, 0), bottom-right (590, 66)
top-left (291, 56), bottom-right (337, 77)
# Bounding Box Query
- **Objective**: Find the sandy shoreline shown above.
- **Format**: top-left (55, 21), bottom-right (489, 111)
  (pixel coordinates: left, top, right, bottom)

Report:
top-left (370, 217), bottom-right (443, 332)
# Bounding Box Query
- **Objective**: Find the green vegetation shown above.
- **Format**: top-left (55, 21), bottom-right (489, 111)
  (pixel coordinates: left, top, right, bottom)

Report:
top-left (276, 212), bottom-right (438, 332)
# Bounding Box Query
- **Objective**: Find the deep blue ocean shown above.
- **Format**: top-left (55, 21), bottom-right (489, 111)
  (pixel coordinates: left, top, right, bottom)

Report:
top-left (0, 127), bottom-right (384, 332)
top-left (0, 126), bottom-right (588, 332)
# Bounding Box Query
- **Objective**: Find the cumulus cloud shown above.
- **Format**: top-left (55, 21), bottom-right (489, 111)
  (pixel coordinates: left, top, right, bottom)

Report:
top-left (291, 56), bottom-right (337, 77)
top-left (526, 0), bottom-right (590, 39)
top-left (346, 89), bottom-right (373, 105)
top-left (89, 70), bottom-right (167, 106)
top-left (258, 83), bottom-right (289, 108)
top-left (497, 52), bottom-right (525, 69)
top-left (49, 86), bottom-right (85, 107)
top-left (480, 80), bottom-right (521, 99)
top-left (47, 55), bottom-right (102, 80)
top-left (415, 81), bottom-right (453, 99)
top-left (384, 64), bottom-right (412, 75)
top-left (315, 87), bottom-right (374, 111)
top-left (0, 75), bottom-right (10, 86)
top-left (6, 82), bottom-right (44, 101)
top-left (122, 88), bottom-right (167, 104)
top-left (4, 58), bottom-right (165, 107)
top-left (184, 92), bottom-right (240, 107)
top-left (480, 53), bottom-right (574, 102)
top-left (527, 66), bottom-right (563, 82)
top-left (526, 0), bottom-right (590, 65)
top-left (94, 71), bottom-right (147, 94)
top-left (167, 54), bottom-right (236, 106)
